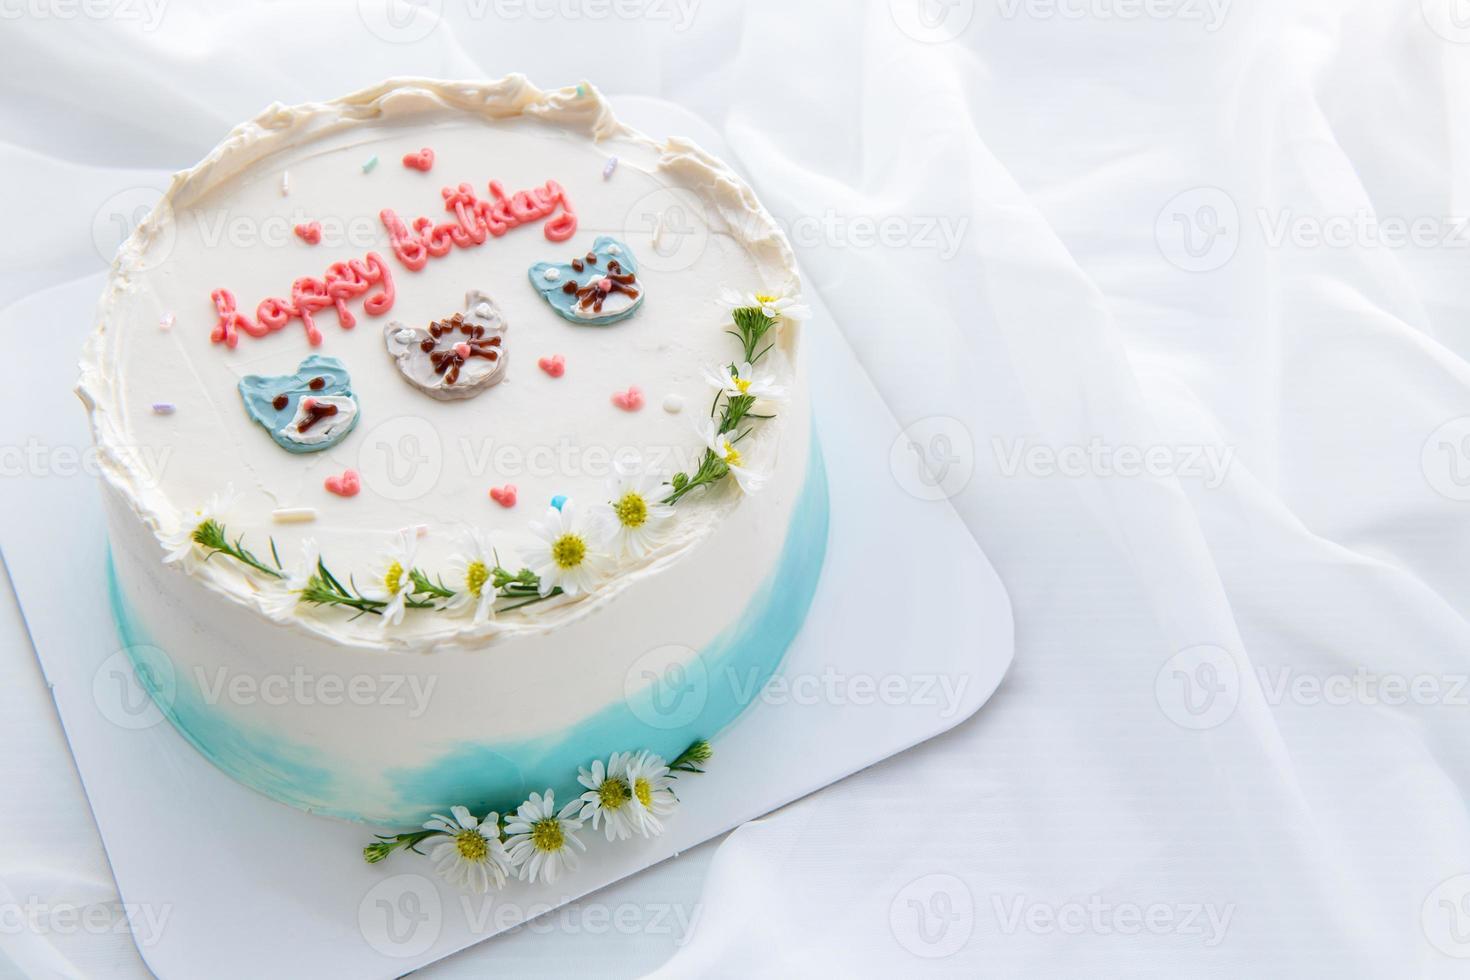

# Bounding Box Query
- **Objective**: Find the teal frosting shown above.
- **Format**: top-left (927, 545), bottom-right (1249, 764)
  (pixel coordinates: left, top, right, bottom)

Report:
top-left (107, 434), bottom-right (829, 826)
top-left (528, 235), bottom-right (644, 325)
top-left (237, 354), bottom-right (358, 453)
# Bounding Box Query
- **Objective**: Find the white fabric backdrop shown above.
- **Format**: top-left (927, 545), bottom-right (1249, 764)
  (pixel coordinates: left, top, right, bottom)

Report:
top-left (5, 0), bottom-right (1470, 975)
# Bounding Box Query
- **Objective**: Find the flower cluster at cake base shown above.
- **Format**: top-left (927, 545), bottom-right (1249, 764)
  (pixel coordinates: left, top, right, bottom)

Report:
top-left (159, 287), bottom-right (806, 628)
top-left (362, 740), bottom-right (710, 893)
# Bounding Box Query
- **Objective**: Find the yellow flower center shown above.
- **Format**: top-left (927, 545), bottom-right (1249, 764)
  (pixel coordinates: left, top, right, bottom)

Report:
top-left (613, 492), bottom-right (648, 529)
top-left (383, 561), bottom-right (404, 595)
top-left (551, 533), bottom-right (586, 570)
top-left (455, 829), bottom-right (489, 862)
top-left (598, 777), bottom-right (631, 811)
top-left (755, 293), bottom-right (778, 305)
top-left (634, 777), bottom-right (652, 808)
top-left (531, 817), bottom-right (565, 853)
top-left (721, 444), bottom-right (742, 468)
top-left (733, 377), bottom-right (753, 395)
top-left (465, 560), bottom-right (489, 597)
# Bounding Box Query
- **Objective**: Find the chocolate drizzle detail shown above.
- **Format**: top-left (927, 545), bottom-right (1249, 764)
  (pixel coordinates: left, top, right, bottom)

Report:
top-left (297, 399), bottom-right (339, 433)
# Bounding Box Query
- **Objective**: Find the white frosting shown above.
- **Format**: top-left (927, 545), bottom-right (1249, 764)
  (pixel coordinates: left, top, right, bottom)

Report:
top-left (279, 395), bottom-right (357, 447)
top-left (77, 76), bottom-right (802, 653)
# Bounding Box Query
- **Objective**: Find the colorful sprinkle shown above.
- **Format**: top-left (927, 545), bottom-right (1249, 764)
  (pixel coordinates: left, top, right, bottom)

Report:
top-left (662, 394), bottom-right (684, 414)
top-left (611, 386), bottom-right (645, 412)
top-left (151, 402), bottom-right (175, 415)
top-left (280, 171), bottom-right (290, 196)
top-left (271, 508), bottom-right (317, 524)
top-left (489, 484), bottom-right (518, 508)
top-left (324, 469), bottom-right (361, 497)
top-left (159, 311), bottom-right (175, 331)
top-left (538, 354), bottom-right (566, 378)
top-left (551, 495), bottom-right (567, 511)
top-left (402, 147), bottom-right (435, 172)
top-left (603, 156), bottom-right (618, 180)
top-left (576, 84), bottom-right (587, 97)
top-left (362, 154), bottom-right (379, 173)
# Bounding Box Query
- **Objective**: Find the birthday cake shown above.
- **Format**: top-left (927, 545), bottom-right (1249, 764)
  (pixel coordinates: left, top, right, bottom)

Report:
top-left (76, 77), bottom-right (826, 888)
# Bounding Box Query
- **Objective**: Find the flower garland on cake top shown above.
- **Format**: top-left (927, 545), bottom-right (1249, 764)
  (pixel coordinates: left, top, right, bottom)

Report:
top-left (362, 739), bottom-right (711, 892)
top-left (161, 288), bottom-right (809, 629)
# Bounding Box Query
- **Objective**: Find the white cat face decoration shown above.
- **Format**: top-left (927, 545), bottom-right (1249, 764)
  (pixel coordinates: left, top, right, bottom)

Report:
top-left (383, 290), bottom-right (509, 400)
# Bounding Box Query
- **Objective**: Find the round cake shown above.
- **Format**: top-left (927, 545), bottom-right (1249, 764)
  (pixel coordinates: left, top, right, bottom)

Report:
top-left (77, 77), bottom-right (826, 829)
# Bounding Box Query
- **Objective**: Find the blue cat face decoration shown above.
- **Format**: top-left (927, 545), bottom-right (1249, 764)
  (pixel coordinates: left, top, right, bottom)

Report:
top-left (238, 354), bottom-right (360, 453)
top-left (528, 236), bottom-right (644, 325)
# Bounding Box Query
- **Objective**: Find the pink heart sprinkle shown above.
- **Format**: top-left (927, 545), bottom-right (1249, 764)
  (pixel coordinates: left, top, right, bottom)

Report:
top-left (489, 484), bottom-right (518, 508)
top-left (294, 222), bottom-right (322, 244)
top-left (301, 396), bottom-right (317, 410)
top-left (454, 342), bottom-right (471, 358)
top-left (611, 386), bottom-right (644, 411)
top-left (538, 354), bottom-right (566, 378)
top-left (402, 148), bottom-right (435, 172)
top-left (324, 469), bottom-right (360, 497)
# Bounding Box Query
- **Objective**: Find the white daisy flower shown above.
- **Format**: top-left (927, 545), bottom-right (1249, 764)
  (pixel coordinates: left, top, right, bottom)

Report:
top-left (362, 529), bottom-right (419, 626)
top-left (698, 418), bottom-right (766, 494)
top-left (703, 361), bottom-right (788, 403)
top-left (423, 805), bottom-right (513, 894)
top-left (720, 285), bottom-right (810, 323)
top-left (524, 501), bottom-right (609, 597)
top-left (445, 528), bottom-right (498, 626)
top-left (504, 790), bottom-right (587, 884)
top-left (624, 751), bottom-right (679, 838)
top-left (596, 461), bottom-right (674, 559)
top-left (260, 537), bottom-right (318, 622)
top-left (161, 484), bottom-right (238, 568)
top-left (576, 752), bottom-right (644, 841)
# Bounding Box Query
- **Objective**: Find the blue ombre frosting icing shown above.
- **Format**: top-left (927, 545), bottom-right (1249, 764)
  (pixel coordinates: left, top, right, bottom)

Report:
top-left (108, 435), bottom-right (828, 826)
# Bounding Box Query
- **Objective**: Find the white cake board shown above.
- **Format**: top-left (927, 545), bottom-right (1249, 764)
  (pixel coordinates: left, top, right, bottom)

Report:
top-left (0, 97), bottom-right (1013, 979)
